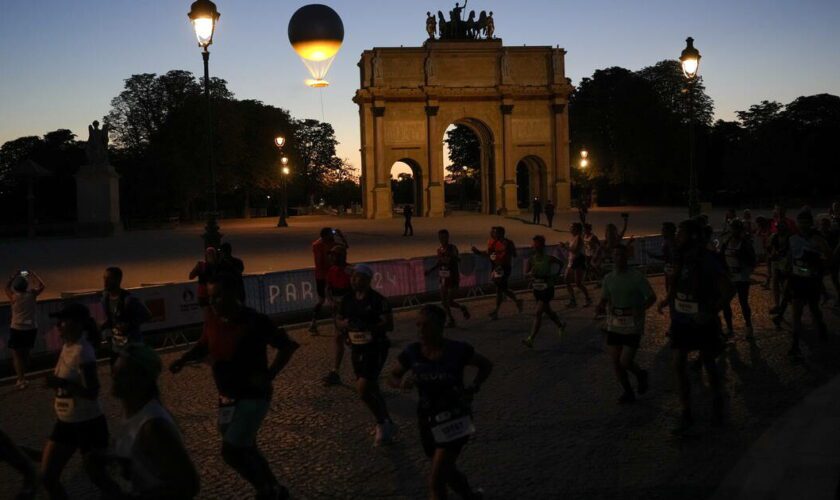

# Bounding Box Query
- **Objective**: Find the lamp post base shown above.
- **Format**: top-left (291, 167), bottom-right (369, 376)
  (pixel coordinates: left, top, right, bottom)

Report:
top-left (276, 216), bottom-right (288, 228)
top-left (203, 212), bottom-right (223, 248)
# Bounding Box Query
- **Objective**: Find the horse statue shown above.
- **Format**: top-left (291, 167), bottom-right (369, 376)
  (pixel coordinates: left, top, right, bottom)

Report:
top-left (437, 11), bottom-right (450, 39)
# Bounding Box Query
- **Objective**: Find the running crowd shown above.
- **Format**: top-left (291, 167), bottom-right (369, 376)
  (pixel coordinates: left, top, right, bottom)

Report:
top-left (2, 202), bottom-right (840, 499)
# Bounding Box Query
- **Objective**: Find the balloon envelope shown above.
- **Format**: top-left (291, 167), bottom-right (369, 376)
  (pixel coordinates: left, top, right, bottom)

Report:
top-left (289, 4), bottom-right (344, 63)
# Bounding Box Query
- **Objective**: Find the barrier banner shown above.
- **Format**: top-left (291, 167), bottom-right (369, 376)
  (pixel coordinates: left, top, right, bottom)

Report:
top-left (132, 283), bottom-right (203, 332)
top-left (367, 260), bottom-right (425, 297)
top-left (261, 269), bottom-right (319, 315)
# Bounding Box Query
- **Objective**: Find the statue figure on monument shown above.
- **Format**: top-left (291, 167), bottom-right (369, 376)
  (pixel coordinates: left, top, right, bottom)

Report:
top-left (449, 1), bottom-right (466, 38)
top-left (500, 49), bottom-right (511, 84)
top-left (437, 11), bottom-right (449, 39)
top-left (85, 120), bottom-right (110, 169)
top-left (485, 11), bottom-right (495, 39)
top-left (372, 52), bottom-right (383, 85)
top-left (426, 11), bottom-right (436, 39)
top-left (425, 55), bottom-right (436, 84)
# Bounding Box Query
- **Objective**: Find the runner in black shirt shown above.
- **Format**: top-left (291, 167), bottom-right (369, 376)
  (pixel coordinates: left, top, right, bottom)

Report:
top-left (390, 305), bottom-right (491, 500)
top-left (170, 273), bottom-right (299, 499)
top-left (336, 264), bottom-right (397, 446)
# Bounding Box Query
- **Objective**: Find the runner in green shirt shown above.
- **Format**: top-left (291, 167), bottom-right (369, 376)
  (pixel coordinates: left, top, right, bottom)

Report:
top-left (596, 244), bottom-right (656, 404)
top-left (522, 235), bottom-right (566, 348)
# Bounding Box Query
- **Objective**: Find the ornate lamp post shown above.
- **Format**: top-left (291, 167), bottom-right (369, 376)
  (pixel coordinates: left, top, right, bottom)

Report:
top-left (189, 0), bottom-right (222, 247)
top-left (278, 159), bottom-right (290, 227)
top-left (680, 37), bottom-right (702, 218)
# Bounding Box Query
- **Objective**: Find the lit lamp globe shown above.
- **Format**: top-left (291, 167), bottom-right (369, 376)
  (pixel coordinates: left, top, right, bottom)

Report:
top-left (580, 149), bottom-right (589, 159)
top-left (580, 158), bottom-right (589, 169)
top-left (188, 0), bottom-right (220, 48)
top-left (282, 166), bottom-right (290, 176)
top-left (281, 157), bottom-right (289, 166)
top-left (680, 37), bottom-right (701, 79)
top-left (275, 136), bottom-right (286, 149)
top-left (288, 4), bottom-right (344, 88)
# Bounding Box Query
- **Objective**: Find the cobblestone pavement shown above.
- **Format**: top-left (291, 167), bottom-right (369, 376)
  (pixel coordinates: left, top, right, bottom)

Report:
top-left (2, 276), bottom-right (840, 499)
top-left (1, 206), bottom-right (746, 300)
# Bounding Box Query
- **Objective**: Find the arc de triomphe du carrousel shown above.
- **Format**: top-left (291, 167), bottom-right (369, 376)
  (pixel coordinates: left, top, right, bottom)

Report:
top-left (353, 7), bottom-right (574, 219)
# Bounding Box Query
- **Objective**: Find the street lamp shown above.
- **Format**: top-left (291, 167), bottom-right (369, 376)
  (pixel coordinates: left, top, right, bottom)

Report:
top-left (274, 136), bottom-right (286, 149)
top-left (189, 0), bottom-right (222, 248)
top-left (278, 159), bottom-right (290, 227)
top-left (680, 37), bottom-right (701, 217)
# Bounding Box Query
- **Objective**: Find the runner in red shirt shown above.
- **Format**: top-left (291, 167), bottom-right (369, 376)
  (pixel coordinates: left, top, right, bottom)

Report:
top-left (472, 226), bottom-right (523, 320)
top-left (309, 227), bottom-right (348, 334)
top-left (425, 229), bottom-right (470, 328)
top-left (322, 245), bottom-right (353, 386)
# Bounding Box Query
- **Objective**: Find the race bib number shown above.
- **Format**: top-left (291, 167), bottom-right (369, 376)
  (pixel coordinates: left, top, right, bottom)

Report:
top-left (54, 396), bottom-right (75, 420)
top-left (491, 267), bottom-right (505, 279)
top-left (218, 397), bottom-right (237, 426)
top-left (608, 308), bottom-right (636, 333)
top-left (675, 298), bottom-right (699, 314)
top-left (111, 329), bottom-right (129, 350)
top-left (532, 279), bottom-right (548, 291)
top-left (431, 412), bottom-right (475, 444)
top-left (438, 269), bottom-right (451, 278)
top-left (348, 330), bottom-right (373, 345)
top-left (792, 260), bottom-right (812, 277)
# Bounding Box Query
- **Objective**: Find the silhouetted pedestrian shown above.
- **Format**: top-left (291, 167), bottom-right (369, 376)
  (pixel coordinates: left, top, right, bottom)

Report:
top-left (220, 242), bottom-right (246, 303)
top-left (532, 197), bottom-right (542, 225)
top-left (545, 200), bottom-right (555, 228)
top-left (403, 205), bottom-right (414, 236)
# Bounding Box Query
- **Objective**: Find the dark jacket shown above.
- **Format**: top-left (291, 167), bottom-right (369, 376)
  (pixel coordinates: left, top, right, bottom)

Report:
top-left (100, 290), bottom-right (152, 342)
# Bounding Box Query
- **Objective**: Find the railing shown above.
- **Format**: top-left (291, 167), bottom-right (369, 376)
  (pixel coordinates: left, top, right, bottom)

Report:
top-left (0, 235), bottom-right (665, 362)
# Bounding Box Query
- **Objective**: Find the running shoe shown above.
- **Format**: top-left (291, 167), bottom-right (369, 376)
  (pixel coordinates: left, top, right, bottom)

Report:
top-left (15, 379), bottom-right (28, 390)
top-left (321, 371), bottom-right (341, 387)
top-left (521, 338), bottom-right (534, 349)
top-left (516, 299), bottom-right (524, 313)
top-left (462, 306), bottom-right (471, 320)
top-left (636, 370), bottom-right (649, 395)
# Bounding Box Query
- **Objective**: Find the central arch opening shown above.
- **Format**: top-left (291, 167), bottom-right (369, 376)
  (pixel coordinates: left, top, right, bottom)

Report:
top-left (516, 155), bottom-right (548, 210)
top-left (442, 119), bottom-right (496, 215)
top-left (390, 160), bottom-right (423, 216)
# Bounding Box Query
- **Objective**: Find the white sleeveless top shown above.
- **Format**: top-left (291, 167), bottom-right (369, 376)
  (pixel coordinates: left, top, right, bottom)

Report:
top-left (53, 340), bottom-right (103, 423)
top-left (113, 400), bottom-right (181, 494)
top-left (10, 290), bottom-right (38, 330)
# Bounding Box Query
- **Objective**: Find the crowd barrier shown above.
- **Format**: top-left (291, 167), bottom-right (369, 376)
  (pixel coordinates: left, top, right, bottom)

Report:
top-left (0, 235), bottom-right (665, 362)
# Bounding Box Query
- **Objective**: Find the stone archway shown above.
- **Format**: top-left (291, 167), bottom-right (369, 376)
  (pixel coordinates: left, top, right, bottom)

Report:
top-left (389, 159), bottom-right (424, 216)
top-left (516, 155), bottom-right (548, 209)
top-left (354, 39), bottom-right (574, 219)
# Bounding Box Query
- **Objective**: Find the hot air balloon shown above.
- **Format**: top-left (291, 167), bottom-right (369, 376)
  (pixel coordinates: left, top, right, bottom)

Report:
top-left (288, 4), bottom-right (344, 88)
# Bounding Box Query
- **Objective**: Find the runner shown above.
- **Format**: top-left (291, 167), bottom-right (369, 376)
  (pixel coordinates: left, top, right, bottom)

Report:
top-left (657, 219), bottom-right (733, 434)
top-left (647, 222), bottom-right (677, 294)
top-left (768, 219), bottom-right (792, 316)
top-left (189, 247), bottom-right (220, 307)
top-left (818, 216), bottom-right (840, 305)
top-left (521, 235), bottom-right (566, 348)
top-left (742, 209), bottom-right (755, 241)
top-left (169, 273), bottom-right (299, 499)
top-left (310, 227), bottom-right (349, 334)
top-left (754, 216), bottom-right (772, 289)
top-left (322, 245), bottom-right (352, 386)
top-left (583, 223), bottom-right (603, 283)
top-left (596, 244), bottom-right (655, 403)
top-left (335, 264), bottom-right (397, 446)
top-left (563, 222), bottom-right (592, 308)
top-left (4, 269), bottom-right (45, 389)
top-left (42, 303), bottom-right (109, 499)
top-left (471, 226), bottom-right (523, 320)
top-left (425, 229), bottom-right (470, 328)
top-left (90, 343), bottom-right (199, 499)
top-left (720, 219), bottom-right (757, 339)
top-left (99, 267), bottom-right (152, 365)
top-left (786, 208), bottom-right (830, 356)
top-left (389, 305), bottom-right (491, 500)
top-left (771, 204), bottom-right (798, 235)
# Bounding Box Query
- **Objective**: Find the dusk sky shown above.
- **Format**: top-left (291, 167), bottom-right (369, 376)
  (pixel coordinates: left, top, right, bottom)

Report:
top-left (1, 0), bottom-right (838, 174)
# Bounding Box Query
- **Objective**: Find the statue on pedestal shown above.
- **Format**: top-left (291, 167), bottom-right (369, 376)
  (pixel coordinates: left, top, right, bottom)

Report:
top-left (85, 120), bottom-right (111, 171)
top-left (426, 12), bottom-right (436, 39)
top-left (428, 2), bottom-right (495, 40)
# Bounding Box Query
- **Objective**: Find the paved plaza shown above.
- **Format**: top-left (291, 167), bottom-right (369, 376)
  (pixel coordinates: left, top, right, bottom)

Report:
top-left (1, 206), bottom-right (742, 301)
top-left (2, 277), bottom-right (840, 499)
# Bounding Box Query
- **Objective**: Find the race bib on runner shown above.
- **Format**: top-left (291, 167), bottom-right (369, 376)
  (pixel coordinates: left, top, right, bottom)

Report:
top-left (218, 397), bottom-right (237, 426)
top-left (792, 259), bottom-right (812, 277)
top-left (111, 329), bottom-right (129, 351)
top-left (348, 330), bottom-right (373, 345)
top-left (532, 279), bottom-right (548, 291)
top-left (54, 396), bottom-right (75, 420)
top-left (438, 269), bottom-right (451, 278)
top-left (491, 267), bottom-right (505, 279)
top-left (674, 296), bottom-right (699, 315)
top-left (431, 412), bottom-right (475, 444)
top-left (608, 308), bottom-right (637, 333)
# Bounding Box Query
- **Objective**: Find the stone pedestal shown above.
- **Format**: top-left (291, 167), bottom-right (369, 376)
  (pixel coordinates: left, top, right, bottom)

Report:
top-left (501, 182), bottom-right (520, 215)
top-left (372, 185), bottom-right (392, 219)
top-left (76, 165), bottom-right (121, 236)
